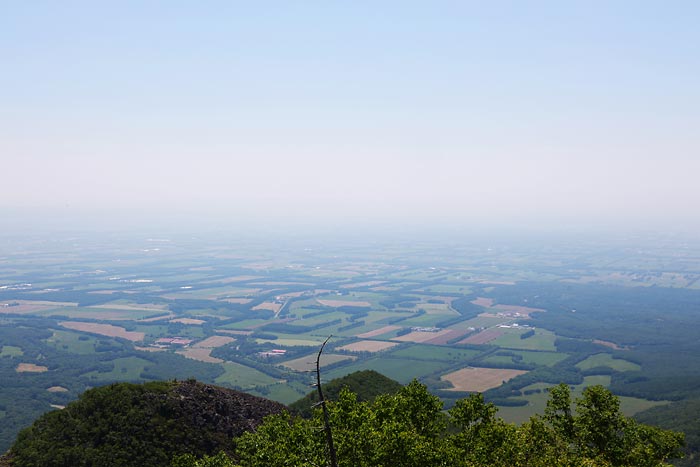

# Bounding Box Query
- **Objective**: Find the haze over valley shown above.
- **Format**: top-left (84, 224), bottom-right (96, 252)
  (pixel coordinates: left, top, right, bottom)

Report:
top-left (2, 2), bottom-right (700, 466)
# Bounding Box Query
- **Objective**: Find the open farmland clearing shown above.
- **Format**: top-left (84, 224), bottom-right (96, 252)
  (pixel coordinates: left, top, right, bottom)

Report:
top-left (281, 353), bottom-right (356, 371)
top-left (336, 340), bottom-right (399, 353)
top-left (316, 299), bottom-right (372, 308)
top-left (576, 353), bottom-right (641, 371)
top-left (489, 328), bottom-right (557, 351)
top-left (59, 321), bottom-right (145, 342)
top-left (193, 335), bottom-right (236, 348)
top-left (177, 348), bottom-right (223, 363)
top-left (356, 325), bottom-right (402, 338)
top-left (388, 345), bottom-right (482, 362)
top-left (0, 345), bottom-right (23, 357)
top-left (458, 328), bottom-right (504, 345)
top-left (392, 329), bottom-right (455, 344)
top-left (441, 367), bottom-right (528, 392)
top-left (16, 363), bottom-right (48, 373)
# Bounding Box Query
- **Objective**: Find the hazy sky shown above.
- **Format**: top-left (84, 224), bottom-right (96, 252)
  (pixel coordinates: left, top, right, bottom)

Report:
top-left (2, 2), bottom-right (699, 233)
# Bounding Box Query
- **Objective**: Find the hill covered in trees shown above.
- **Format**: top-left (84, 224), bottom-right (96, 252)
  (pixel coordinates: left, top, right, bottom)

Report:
top-left (2, 379), bottom-right (285, 467)
top-left (635, 398), bottom-right (700, 467)
top-left (2, 375), bottom-right (685, 467)
top-left (289, 369), bottom-right (403, 417)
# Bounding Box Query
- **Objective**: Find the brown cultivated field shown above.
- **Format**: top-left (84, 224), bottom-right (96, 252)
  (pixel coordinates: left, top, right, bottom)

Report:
top-left (47, 386), bottom-right (68, 392)
top-left (0, 304), bottom-right (54, 315)
top-left (193, 335), bottom-right (235, 348)
top-left (177, 348), bottom-right (223, 364)
top-left (317, 299), bottom-right (372, 308)
top-left (252, 302), bottom-right (282, 313)
top-left (471, 297), bottom-right (495, 307)
top-left (442, 367), bottom-right (528, 392)
top-left (356, 325), bottom-right (402, 338)
top-left (16, 363), bottom-right (48, 373)
top-left (458, 328), bottom-right (504, 345)
top-left (336, 340), bottom-right (399, 353)
top-left (282, 353), bottom-right (356, 372)
top-left (423, 329), bottom-right (469, 345)
top-left (392, 329), bottom-right (454, 344)
top-left (59, 321), bottom-right (145, 342)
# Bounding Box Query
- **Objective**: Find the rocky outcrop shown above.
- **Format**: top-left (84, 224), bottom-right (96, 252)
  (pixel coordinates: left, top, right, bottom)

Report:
top-left (4, 379), bottom-right (287, 467)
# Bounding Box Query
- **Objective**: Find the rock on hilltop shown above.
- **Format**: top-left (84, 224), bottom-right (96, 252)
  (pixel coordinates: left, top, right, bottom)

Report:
top-left (1, 379), bottom-right (286, 467)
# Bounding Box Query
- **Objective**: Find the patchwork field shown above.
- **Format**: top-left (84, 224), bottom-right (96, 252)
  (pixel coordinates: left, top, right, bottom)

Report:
top-left (2, 232), bottom-right (699, 457)
top-left (281, 353), bottom-right (356, 372)
top-left (0, 346), bottom-right (23, 357)
top-left (576, 353), bottom-right (641, 372)
top-left (59, 321), bottom-right (145, 342)
top-left (177, 348), bottom-right (223, 363)
top-left (392, 329), bottom-right (454, 344)
top-left (459, 328), bottom-right (504, 345)
top-left (387, 345), bottom-right (482, 362)
top-left (317, 299), bottom-right (372, 308)
top-left (16, 363), bottom-right (48, 373)
top-left (336, 340), bottom-right (399, 353)
top-left (194, 336), bottom-right (236, 348)
top-left (441, 367), bottom-right (528, 392)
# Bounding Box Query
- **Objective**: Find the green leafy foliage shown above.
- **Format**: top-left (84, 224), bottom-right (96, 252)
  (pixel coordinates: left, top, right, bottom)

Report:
top-left (289, 369), bottom-right (403, 417)
top-left (230, 382), bottom-right (683, 467)
top-left (9, 380), bottom-right (285, 467)
top-left (635, 398), bottom-right (700, 467)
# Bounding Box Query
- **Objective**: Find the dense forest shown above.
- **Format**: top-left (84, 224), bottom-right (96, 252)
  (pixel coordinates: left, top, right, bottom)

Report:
top-left (3, 377), bottom-right (684, 467)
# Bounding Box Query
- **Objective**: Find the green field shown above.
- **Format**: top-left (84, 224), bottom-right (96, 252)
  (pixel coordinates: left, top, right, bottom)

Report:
top-left (215, 362), bottom-right (278, 389)
top-left (220, 319), bottom-right (269, 330)
top-left (576, 353), bottom-right (641, 372)
top-left (461, 315), bottom-right (511, 328)
top-left (250, 381), bottom-right (308, 404)
top-left (490, 328), bottom-right (557, 351)
top-left (482, 355), bottom-right (517, 366)
top-left (496, 375), bottom-right (664, 424)
top-left (398, 313), bottom-right (451, 327)
top-left (45, 331), bottom-right (97, 354)
top-left (387, 345), bottom-right (482, 362)
top-left (485, 349), bottom-right (567, 367)
top-left (0, 345), bottom-right (23, 357)
top-left (2, 232), bottom-right (700, 457)
top-left (82, 357), bottom-right (151, 382)
top-left (282, 353), bottom-right (355, 371)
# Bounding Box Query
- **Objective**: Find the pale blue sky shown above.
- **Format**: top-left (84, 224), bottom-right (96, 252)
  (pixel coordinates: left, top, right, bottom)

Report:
top-left (2, 2), bottom-right (698, 232)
